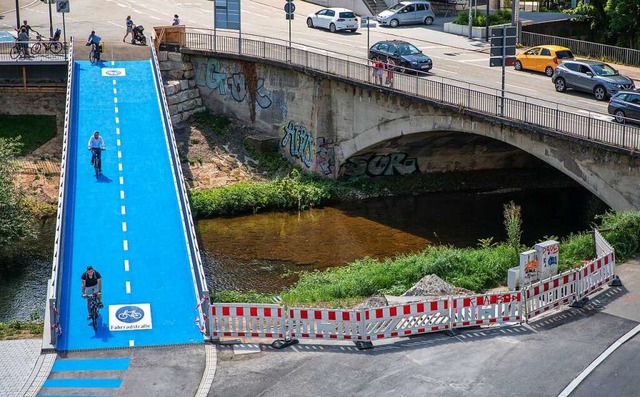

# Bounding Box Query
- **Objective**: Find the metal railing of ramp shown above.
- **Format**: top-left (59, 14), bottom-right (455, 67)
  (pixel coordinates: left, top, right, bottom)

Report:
top-left (522, 31), bottom-right (640, 68)
top-left (43, 38), bottom-right (74, 351)
top-left (181, 29), bottom-right (640, 153)
top-left (149, 43), bottom-right (211, 336)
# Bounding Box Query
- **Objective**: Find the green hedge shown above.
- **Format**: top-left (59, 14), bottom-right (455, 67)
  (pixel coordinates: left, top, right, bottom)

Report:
top-left (454, 10), bottom-right (512, 27)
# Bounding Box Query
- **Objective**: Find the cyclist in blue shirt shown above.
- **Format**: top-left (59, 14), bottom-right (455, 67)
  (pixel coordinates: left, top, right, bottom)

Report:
top-left (86, 31), bottom-right (101, 61)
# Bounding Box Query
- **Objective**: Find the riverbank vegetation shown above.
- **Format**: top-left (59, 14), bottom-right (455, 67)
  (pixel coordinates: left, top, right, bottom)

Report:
top-left (0, 320), bottom-right (43, 340)
top-left (212, 211), bottom-right (640, 307)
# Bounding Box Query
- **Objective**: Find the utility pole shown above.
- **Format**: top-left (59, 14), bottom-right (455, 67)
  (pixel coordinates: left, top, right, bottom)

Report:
top-left (15, 0), bottom-right (21, 30)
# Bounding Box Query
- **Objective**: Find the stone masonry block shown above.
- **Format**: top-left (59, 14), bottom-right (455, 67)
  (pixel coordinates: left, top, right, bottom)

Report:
top-left (167, 52), bottom-right (183, 62)
top-left (179, 80), bottom-right (189, 91)
top-left (183, 70), bottom-right (195, 79)
top-left (158, 51), bottom-right (168, 62)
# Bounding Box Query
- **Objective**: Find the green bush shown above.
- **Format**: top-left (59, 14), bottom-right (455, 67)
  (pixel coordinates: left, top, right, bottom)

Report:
top-left (0, 115), bottom-right (56, 155)
top-left (189, 169), bottom-right (337, 217)
top-left (454, 10), bottom-right (512, 27)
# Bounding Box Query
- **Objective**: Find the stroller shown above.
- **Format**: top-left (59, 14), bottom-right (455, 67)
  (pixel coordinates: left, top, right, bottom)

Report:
top-left (131, 25), bottom-right (146, 46)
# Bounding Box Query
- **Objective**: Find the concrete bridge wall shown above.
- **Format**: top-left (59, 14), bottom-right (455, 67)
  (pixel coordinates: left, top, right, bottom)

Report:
top-left (183, 50), bottom-right (640, 211)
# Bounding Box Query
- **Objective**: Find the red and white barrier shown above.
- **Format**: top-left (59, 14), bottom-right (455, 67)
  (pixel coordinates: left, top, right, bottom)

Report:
top-left (525, 270), bottom-right (579, 319)
top-left (210, 304), bottom-right (285, 339)
top-left (287, 307), bottom-right (363, 340)
top-left (451, 292), bottom-right (522, 328)
top-left (363, 299), bottom-right (451, 340)
top-left (576, 252), bottom-right (616, 297)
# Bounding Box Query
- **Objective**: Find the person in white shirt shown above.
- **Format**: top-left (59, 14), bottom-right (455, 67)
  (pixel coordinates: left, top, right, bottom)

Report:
top-left (87, 130), bottom-right (105, 169)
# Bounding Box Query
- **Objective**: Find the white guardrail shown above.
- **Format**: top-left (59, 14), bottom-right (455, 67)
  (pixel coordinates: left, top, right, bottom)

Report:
top-left (208, 230), bottom-right (618, 346)
top-left (43, 38), bottom-right (74, 350)
top-left (150, 43), bottom-right (210, 337)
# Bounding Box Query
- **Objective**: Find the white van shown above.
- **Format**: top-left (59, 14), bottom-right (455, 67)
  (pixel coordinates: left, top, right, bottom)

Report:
top-left (376, 1), bottom-right (436, 28)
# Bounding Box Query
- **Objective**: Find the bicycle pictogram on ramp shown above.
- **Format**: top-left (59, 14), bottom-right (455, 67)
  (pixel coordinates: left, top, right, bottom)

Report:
top-left (102, 68), bottom-right (126, 77)
top-left (109, 303), bottom-right (152, 331)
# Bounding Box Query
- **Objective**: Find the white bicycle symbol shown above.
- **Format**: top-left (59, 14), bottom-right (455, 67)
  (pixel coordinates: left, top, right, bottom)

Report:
top-left (117, 309), bottom-right (143, 320)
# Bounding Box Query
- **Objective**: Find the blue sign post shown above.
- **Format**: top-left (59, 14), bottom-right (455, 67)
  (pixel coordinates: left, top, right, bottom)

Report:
top-left (213, 0), bottom-right (241, 53)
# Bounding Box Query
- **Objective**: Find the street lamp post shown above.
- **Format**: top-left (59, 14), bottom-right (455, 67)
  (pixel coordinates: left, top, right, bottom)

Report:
top-left (15, 0), bottom-right (20, 30)
top-left (48, 0), bottom-right (53, 37)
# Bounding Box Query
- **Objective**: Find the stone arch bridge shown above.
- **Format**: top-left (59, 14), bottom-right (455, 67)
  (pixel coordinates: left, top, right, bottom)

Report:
top-left (175, 48), bottom-right (640, 211)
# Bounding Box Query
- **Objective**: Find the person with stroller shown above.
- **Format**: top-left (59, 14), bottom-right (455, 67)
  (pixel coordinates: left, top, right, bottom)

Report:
top-left (131, 25), bottom-right (146, 45)
top-left (86, 31), bottom-right (101, 61)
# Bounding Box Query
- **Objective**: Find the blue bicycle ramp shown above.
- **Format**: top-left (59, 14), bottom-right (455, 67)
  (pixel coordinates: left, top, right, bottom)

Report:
top-left (46, 48), bottom-right (209, 352)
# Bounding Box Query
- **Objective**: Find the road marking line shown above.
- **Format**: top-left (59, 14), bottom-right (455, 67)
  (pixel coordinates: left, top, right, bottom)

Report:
top-left (122, 222), bottom-right (127, 232)
top-left (129, 340), bottom-right (134, 347)
top-left (112, 79), bottom-right (116, 85)
top-left (114, 107), bottom-right (118, 114)
top-left (125, 281), bottom-right (131, 294)
top-left (118, 163), bottom-right (123, 172)
top-left (121, 205), bottom-right (126, 215)
top-left (114, 97), bottom-right (118, 104)
top-left (124, 259), bottom-right (129, 272)
top-left (558, 324), bottom-right (640, 397)
top-left (123, 240), bottom-right (128, 250)
top-left (116, 127), bottom-right (120, 135)
top-left (115, 117), bottom-right (119, 124)
top-left (111, 61), bottom-right (115, 66)
top-left (113, 88), bottom-right (117, 95)
top-left (117, 139), bottom-right (121, 147)
top-left (119, 176), bottom-right (124, 185)
top-left (120, 190), bottom-right (125, 199)
top-left (117, 150), bottom-right (122, 159)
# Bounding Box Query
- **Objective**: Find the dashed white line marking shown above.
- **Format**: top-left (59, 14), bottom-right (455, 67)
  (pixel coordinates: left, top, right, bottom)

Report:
top-left (125, 282), bottom-right (131, 294)
top-left (118, 163), bottom-right (123, 171)
top-left (113, 88), bottom-right (117, 95)
top-left (123, 240), bottom-right (128, 250)
top-left (114, 107), bottom-right (119, 113)
top-left (115, 117), bottom-right (119, 124)
top-left (122, 222), bottom-right (127, 232)
top-left (119, 176), bottom-right (124, 185)
top-left (112, 80), bottom-right (116, 85)
top-left (121, 205), bottom-right (126, 215)
top-left (117, 151), bottom-right (122, 159)
top-left (116, 127), bottom-right (120, 135)
top-left (117, 139), bottom-right (121, 147)
top-left (111, 61), bottom-right (115, 66)
top-left (114, 97), bottom-right (118, 104)
top-left (120, 190), bottom-right (125, 199)
top-left (129, 340), bottom-right (134, 347)
top-left (124, 259), bottom-right (129, 271)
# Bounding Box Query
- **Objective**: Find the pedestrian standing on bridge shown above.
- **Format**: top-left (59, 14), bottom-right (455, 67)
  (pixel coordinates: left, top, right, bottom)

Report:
top-left (372, 57), bottom-right (384, 85)
top-left (385, 58), bottom-right (395, 87)
top-left (17, 28), bottom-right (30, 57)
top-left (172, 14), bottom-right (180, 26)
top-left (16, 20), bottom-right (32, 38)
top-left (123, 16), bottom-right (134, 42)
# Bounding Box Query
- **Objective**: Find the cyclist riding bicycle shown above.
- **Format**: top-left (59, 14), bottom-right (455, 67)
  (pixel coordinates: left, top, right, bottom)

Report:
top-left (81, 266), bottom-right (103, 319)
top-left (88, 130), bottom-right (105, 167)
top-left (86, 30), bottom-right (101, 62)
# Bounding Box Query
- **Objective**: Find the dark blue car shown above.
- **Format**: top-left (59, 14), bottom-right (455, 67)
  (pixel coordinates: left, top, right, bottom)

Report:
top-left (368, 40), bottom-right (432, 74)
top-left (608, 90), bottom-right (640, 124)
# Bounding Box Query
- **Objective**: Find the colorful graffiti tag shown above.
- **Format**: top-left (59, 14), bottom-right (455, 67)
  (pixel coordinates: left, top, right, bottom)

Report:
top-left (315, 137), bottom-right (335, 176)
top-left (340, 153), bottom-right (419, 177)
top-left (281, 121), bottom-right (314, 168)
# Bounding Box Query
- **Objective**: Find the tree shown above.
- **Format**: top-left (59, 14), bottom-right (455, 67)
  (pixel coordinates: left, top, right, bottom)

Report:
top-left (606, 0), bottom-right (640, 48)
top-left (0, 137), bottom-right (36, 263)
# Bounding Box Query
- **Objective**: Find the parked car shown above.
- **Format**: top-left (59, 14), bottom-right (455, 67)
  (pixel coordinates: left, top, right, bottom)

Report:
top-left (306, 8), bottom-right (358, 33)
top-left (368, 40), bottom-right (432, 73)
top-left (514, 45), bottom-right (574, 77)
top-left (376, 0), bottom-right (435, 28)
top-left (551, 60), bottom-right (636, 101)
top-left (608, 90), bottom-right (640, 124)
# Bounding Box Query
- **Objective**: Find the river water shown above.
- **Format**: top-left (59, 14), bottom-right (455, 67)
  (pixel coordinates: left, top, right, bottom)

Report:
top-left (0, 187), bottom-right (608, 322)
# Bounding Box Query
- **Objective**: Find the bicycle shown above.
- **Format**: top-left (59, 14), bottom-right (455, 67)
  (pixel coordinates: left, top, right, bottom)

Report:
top-left (31, 31), bottom-right (63, 55)
top-left (117, 309), bottom-right (143, 321)
top-left (88, 42), bottom-right (100, 64)
top-left (9, 43), bottom-right (28, 59)
top-left (83, 293), bottom-right (101, 331)
top-left (91, 147), bottom-right (105, 177)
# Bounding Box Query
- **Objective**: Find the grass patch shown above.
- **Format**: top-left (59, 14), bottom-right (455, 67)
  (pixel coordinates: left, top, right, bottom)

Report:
top-left (0, 321), bottom-right (43, 340)
top-left (0, 115), bottom-right (56, 155)
top-left (192, 111), bottom-right (231, 135)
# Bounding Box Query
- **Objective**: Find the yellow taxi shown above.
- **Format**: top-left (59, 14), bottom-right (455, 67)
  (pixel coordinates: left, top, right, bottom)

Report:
top-left (514, 45), bottom-right (574, 77)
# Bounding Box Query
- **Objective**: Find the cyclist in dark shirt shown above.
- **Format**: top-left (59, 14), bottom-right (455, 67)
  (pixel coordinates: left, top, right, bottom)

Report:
top-left (81, 266), bottom-right (103, 319)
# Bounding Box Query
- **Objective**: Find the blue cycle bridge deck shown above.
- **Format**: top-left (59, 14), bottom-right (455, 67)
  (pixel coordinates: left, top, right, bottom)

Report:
top-left (56, 60), bottom-right (204, 351)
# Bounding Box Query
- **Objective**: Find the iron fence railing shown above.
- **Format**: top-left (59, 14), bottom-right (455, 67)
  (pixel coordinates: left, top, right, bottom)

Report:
top-left (0, 40), bottom-right (68, 62)
top-left (181, 30), bottom-right (640, 153)
top-left (521, 31), bottom-right (640, 67)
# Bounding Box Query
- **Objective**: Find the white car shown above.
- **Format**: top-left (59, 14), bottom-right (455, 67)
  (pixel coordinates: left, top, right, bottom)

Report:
top-left (306, 8), bottom-right (358, 33)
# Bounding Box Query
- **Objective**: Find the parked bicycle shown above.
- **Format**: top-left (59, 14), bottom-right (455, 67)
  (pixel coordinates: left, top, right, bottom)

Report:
top-left (9, 42), bottom-right (29, 59)
top-left (83, 292), bottom-right (101, 331)
top-left (31, 29), bottom-right (63, 55)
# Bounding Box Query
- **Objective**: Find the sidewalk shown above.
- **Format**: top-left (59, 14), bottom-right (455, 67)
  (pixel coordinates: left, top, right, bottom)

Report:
top-left (0, 339), bottom-right (55, 397)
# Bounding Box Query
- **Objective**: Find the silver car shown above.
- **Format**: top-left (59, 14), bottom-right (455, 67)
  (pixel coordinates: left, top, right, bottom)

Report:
top-left (551, 60), bottom-right (635, 101)
top-left (376, 0), bottom-right (436, 28)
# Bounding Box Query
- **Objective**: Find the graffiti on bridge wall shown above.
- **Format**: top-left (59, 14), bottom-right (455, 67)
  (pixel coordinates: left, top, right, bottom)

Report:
top-left (193, 58), bottom-right (272, 109)
top-left (340, 153), bottom-right (419, 177)
top-left (316, 137), bottom-right (335, 176)
top-left (282, 121), bottom-right (314, 168)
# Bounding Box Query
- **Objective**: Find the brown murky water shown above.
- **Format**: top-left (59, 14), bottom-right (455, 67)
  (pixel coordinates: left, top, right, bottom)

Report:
top-left (198, 187), bottom-right (608, 294)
